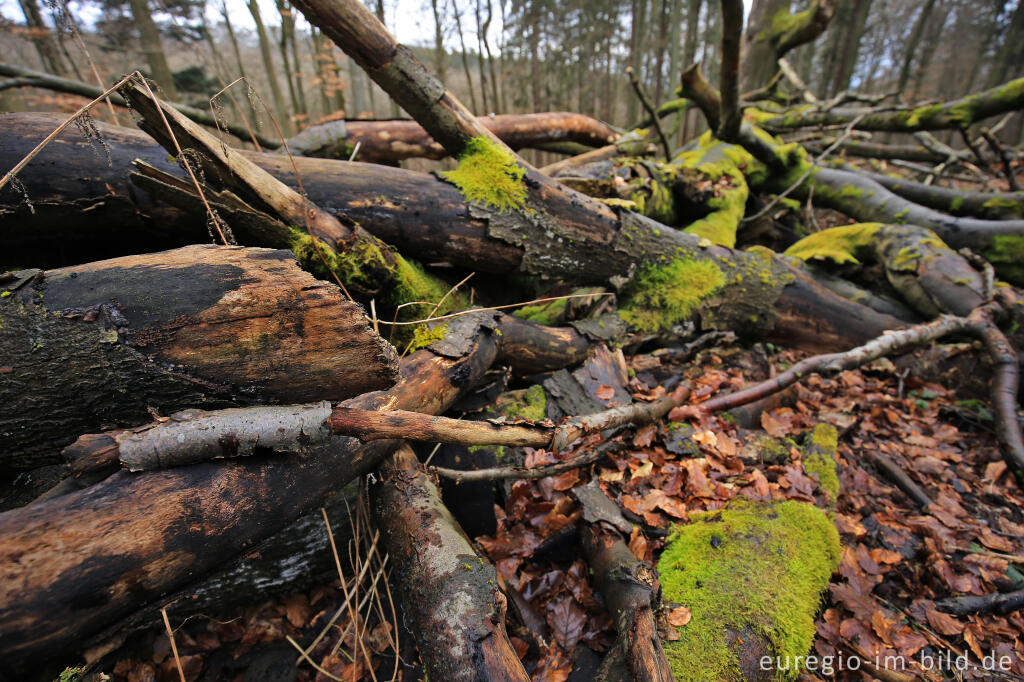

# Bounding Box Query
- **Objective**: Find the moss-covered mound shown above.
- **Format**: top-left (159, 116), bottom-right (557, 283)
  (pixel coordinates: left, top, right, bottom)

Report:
top-left (658, 500), bottom-right (842, 681)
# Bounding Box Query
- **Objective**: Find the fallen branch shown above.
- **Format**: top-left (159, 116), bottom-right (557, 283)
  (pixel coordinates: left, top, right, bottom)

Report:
top-left (0, 61), bottom-right (279, 147)
top-left (754, 77), bottom-right (1024, 133)
top-left (287, 112), bottom-right (619, 161)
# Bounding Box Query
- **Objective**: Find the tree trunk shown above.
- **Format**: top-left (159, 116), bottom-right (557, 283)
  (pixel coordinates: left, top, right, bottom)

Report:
top-left (16, 0), bottom-right (67, 77)
top-left (0, 245), bottom-right (398, 472)
top-left (247, 0), bottom-right (293, 136)
top-left (126, 0), bottom-right (179, 101)
top-left (1, 113), bottom-right (907, 360)
top-left (896, 0), bottom-right (938, 95)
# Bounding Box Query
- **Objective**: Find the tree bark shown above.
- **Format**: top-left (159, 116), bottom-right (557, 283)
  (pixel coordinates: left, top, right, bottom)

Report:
top-left (0, 245), bottom-right (398, 471)
top-left (126, 0), bottom-right (179, 101)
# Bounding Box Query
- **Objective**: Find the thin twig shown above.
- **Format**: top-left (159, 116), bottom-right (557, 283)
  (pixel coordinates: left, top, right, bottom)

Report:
top-left (376, 292), bottom-right (613, 327)
top-left (161, 608), bottom-right (187, 682)
top-left (626, 67), bottom-right (672, 160)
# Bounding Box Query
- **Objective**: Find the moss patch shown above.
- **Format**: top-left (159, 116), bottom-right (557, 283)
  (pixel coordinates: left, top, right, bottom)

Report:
top-left (659, 500), bottom-right (842, 681)
top-left (442, 136), bottom-right (527, 211)
top-left (784, 223), bottom-right (883, 265)
top-left (289, 229), bottom-right (464, 344)
top-left (513, 297), bottom-right (568, 326)
top-left (982, 234), bottom-right (1024, 287)
top-left (493, 384), bottom-right (548, 421)
top-left (408, 323), bottom-right (449, 352)
top-left (803, 424), bottom-right (840, 500)
top-left (619, 257), bottom-right (726, 332)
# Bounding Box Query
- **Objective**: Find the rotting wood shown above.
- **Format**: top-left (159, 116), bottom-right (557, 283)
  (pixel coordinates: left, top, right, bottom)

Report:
top-left (0, 244), bottom-right (397, 471)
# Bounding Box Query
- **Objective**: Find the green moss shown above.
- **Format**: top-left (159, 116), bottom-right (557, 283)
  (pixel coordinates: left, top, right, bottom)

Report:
top-left (493, 384), bottom-right (548, 421)
top-left (982, 234), bottom-right (1024, 287)
top-left (619, 257), bottom-right (726, 332)
top-left (893, 246), bottom-right (922, 268)
top-left (441, 136), bottom-right (527, 211)
top-left (949, 195), bottom-right (964, 212)
top-left (288, 229), bottom-right (464, 344)
top-left (57, 669), bottom-right (83, 682)
top-left (659, 500), bottom-right (842, 681)
top-left (513, 297), bottom-right (568, 326)
top-left (803, 424), bottom-right (840, 500)
top-left (408, 323), bottom-right (449, 351)
top-left (784, 223), bottom-right (882, 264)
top-left (672, 133), bottom-right (756, 247)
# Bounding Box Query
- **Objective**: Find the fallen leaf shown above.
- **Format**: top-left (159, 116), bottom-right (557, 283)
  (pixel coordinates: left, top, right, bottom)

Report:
top-left (595, 385), bottom-right (615, 401)
top-left (667, 606), bottom-right (692, 627)
top-left (761, 411), bottom-right (787, 438)
top-left (925, 609), bottom-right (965, 636)
top-left (547, 597), bottom-right (587, 650)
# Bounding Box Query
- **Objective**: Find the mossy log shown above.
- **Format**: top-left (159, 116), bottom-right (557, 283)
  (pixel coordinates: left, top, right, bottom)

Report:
top-left (286, 112), bottom-right (619, 161)
top-left (752, 77), bottom-right (1024, 132)
top-left (1, 311), bottom-right (595, 676)
top-left (0, 244), bottom-right (398, 472)
top-left (0, 114), bottom-right (906, 355)
top-left (785, 223), bottom-right (988, 317)
top-left (657, 499), bottom-right (842, 681)
top-left (370, 444), bottom-right (529, 682)
top-left (850, 170), bottom-right (1024, 221)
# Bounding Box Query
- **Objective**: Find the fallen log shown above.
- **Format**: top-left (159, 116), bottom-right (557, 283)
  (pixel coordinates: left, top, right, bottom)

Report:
top-left (370, 444), bottom-right (529, 681)
top-left (287, 112), bottom-right (619, 161)
top-left (0, 312), bottom-right (587, 676)
top-left (580, 525), bottom-right (673, 682)
top-left (0, 244), bottom-right (397, 471)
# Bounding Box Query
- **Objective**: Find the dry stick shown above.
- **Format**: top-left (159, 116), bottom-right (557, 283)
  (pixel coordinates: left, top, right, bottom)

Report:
top-left (626, 66), bottom-right (672, 160)
top-left (160, 608), bottom-right (187, 682)
top-left (980, 126), bottom-right (1021, 191)
top-left (776, 57), bottom-right (819, 104)
top-left (864, 448), bottom-right (934, 509)
top-left (716, 0), bottom-right (744, 141)
top-left (432, 430), bottom-right (629, 483)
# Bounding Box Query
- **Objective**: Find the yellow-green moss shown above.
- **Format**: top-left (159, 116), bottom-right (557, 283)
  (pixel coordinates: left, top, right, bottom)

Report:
top-left (408, 323), bottom-right (449, 351)
top-left (288, 229), bottom-right (465, 344)
top-left (659, 500), bottom-right (842, 681)
top-left (442, 136), bottom-right (527, 211)
top-left (514, 297), bottom-right (568, 326)
top-left (493, 384), bottom-right (548, 421)
top-left (803, 424), bottom-right (840, 500)
top-left (619, 257), bottom-right (726, 332)
top-left (671, 133), bottom-right (757, 247)
top-left (982, 234), bottom-right (1024, 287)
top-left (784, 223), bottom-right (883, 265)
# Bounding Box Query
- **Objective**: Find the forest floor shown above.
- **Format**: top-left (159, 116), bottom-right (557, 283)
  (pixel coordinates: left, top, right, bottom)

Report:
top-left (95, 335), bottom-right (1024, 682)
